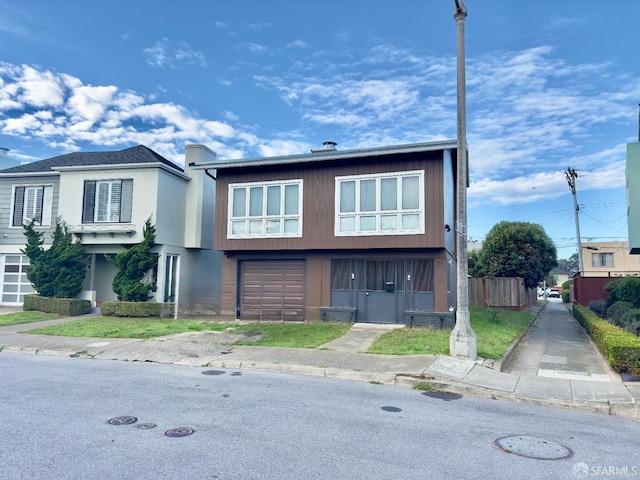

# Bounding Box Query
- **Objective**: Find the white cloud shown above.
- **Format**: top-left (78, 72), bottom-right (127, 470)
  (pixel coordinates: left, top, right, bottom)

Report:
top-left (286, 39), bottom-right (309, 48)
top-left (143, 38), bottom-right (207, 68)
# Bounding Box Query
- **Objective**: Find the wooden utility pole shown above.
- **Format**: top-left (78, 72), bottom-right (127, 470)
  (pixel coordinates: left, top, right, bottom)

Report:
top-left (565, 168), bottom-right (584, 274)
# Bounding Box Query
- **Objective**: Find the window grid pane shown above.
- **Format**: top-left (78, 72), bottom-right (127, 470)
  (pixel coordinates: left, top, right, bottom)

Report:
top-left (229, 181), bottom-right (302, 238)
top-left (336, 171), bottom-right (424, 236)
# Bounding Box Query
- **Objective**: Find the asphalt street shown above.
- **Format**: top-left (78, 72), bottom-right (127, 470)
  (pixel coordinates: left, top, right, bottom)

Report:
top-left (1, 353), bottom-right (639, 480)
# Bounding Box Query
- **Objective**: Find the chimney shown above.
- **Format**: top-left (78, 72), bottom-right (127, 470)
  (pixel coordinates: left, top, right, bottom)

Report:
top-left (311, 141), bottom-right (337, 153)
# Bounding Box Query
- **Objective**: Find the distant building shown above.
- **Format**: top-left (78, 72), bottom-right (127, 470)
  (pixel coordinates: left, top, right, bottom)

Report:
top-left (579, 241), bottom-right (639, 278)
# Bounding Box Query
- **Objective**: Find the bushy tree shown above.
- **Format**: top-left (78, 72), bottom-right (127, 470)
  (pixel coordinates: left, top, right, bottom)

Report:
top-left (557, 253), bottom-right (579, 275)
top-left (472, 221), bottom-right (557, 289)
top-left (108, 217), bottom-right (157, 302)
top-left (21, 218), bottom-right (86, 298)
top-left (605, 276), bottom-right (640, 309)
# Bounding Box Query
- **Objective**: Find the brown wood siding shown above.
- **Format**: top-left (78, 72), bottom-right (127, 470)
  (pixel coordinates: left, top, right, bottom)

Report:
top-left (220, 255), bottom-right (237, 315)
top-left (214, 151), bottom-right (446, 252)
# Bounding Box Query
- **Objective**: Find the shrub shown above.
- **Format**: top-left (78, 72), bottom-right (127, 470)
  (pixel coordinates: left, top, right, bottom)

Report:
top-left (606, 301), bottom-right (633, 326)
top-left (101, 301), bottom-right (174, 317)
top-left (573, 304), bottom-right (640, 376)
top-left (589, 299), bottom-right (607, 318)
top-left (561, 291), bottom-right (570, 303)
top-left (605, 276), bottom-right (640, 309)
top-left (23, 294), bottom-right (91, 316)
top-left (619, 309), bottom-right (640, 330)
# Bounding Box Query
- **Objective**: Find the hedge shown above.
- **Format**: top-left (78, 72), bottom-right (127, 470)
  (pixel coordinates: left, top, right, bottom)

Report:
top-left (573, 304), bottom-right (640, 376)
top-left (101, 301), bottom-right (175, 318)
top-left (23, 294), bottom-right (91, 316)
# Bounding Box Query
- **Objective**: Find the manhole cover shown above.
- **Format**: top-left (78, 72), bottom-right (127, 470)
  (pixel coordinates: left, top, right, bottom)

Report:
top-left (164, 427), bottom-right (195, 438)
top-left (230, 372), bottom-right (242, 376)
top-left (107, 416), bottom-right (138, 426)
top-left (136, 423), bottom-right (157, 430)
top-left (494, 435), bottom-right (573, 460)
top-left (381, 406), bottom-right (402, 412)
top-left (202, 370), bottom-right (226, 376)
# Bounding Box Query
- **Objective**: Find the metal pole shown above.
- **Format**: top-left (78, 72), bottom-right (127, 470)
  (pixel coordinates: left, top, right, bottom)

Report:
top-left (449, 0), bottom-right (477, 359)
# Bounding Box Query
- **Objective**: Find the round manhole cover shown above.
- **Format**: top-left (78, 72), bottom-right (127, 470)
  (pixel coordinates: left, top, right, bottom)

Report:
top-left (202, 370), bottom-right (226, 376)
top-left (421, 391), bottom-right (463, 401)
top-left (107, 416), bottom-right (138, 426)
top-left (494, 435), bottom-right (573, 460)
top-left (136, 423), bottom-right (157, 430)
top-left (164, 427), bottom-right (195, 438)
top-left (381, 406), bottom-right (402, 412)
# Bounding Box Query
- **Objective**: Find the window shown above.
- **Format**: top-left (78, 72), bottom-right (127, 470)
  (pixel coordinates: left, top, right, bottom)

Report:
top-left (228, 180), bottom-right (302, 238)
top-left (335, 170), bottom-right (424, 236)
top-left (11, 185), bottom-right (53, 227)
top-left (82, 179), bottom-right (133, 223)
top-left (592, 252), bottom-right (614, 267)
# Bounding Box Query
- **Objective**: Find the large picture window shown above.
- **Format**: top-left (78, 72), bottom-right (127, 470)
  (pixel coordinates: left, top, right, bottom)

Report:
top-left (228, 180), bottom-right (302, 238)
top-left (335, 170), bottom-right (424, 236)
top-left (11, 185), bottom-right (53, 227)
top-left (82, 179), bottom-right (133, 224)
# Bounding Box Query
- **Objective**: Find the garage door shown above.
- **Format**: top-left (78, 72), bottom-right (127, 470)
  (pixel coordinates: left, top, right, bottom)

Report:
top-left (239, 260), bottom-right (305, 321)
top-left (1, 254), bottom-right (35, 305)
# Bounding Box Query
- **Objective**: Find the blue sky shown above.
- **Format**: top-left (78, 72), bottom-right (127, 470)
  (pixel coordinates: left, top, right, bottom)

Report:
top-left (1, 0), bottom-right (638, 260)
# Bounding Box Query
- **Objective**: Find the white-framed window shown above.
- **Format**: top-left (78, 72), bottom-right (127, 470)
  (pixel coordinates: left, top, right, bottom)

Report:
top-left (11, 185), bottom-right (53, 227)
top-left (335, 170), bottom-right (425, 236)
top-left (592, 252), bottom-right (614, 267)
top-left (227, 180), bottom-right (303, 238)
top-left (82, 179), bottom-right (133, 223)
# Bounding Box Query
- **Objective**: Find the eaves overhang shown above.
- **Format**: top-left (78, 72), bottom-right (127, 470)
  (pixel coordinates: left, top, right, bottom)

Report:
top-left (189, 140), bottom-right (459, 171)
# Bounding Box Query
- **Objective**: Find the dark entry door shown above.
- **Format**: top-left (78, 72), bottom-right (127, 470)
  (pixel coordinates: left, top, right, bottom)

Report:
top-left (355, 260), bottom-right (400, 324)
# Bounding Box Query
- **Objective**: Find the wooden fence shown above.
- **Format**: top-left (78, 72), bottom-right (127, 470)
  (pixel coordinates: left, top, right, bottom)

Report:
top-left (469, 277), bottom-right (537, 310)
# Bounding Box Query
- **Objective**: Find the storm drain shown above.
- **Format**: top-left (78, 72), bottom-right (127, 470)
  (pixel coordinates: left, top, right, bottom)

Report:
top-left (494, 435), bottom-right (573, 460)
top-left (164, 427), bottom-right (195, 438)
top-left (107, 416), bottom-right (138, 426)
top-left (136, 423), bottom-right (157, 430)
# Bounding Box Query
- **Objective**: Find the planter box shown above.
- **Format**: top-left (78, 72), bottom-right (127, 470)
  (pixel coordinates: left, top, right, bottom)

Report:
top-left (319, 307), bottom-right (357, 323)
top-left (405, 310), bottom-right (454, 329)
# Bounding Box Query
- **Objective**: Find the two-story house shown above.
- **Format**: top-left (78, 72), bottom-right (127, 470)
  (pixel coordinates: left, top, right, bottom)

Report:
top-left (191, 140), bottom-right (459, 324)
top-left (0, 144), bottom-right (222, 315)
top-left (580, 241), bottom-right (640, 277)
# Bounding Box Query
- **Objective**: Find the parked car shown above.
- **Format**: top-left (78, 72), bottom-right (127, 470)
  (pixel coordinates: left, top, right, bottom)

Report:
top-left (548, 289), bottom-right (561, 298)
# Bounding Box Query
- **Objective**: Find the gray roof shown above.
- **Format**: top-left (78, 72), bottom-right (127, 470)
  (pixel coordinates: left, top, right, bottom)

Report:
top-left (190, 139), bottom-right (458, 170)
top-left (0, 145), bottom-right (182, 174)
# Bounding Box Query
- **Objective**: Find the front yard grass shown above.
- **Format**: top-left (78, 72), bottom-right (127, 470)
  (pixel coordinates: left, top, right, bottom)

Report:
top-left (367, 307), bottom-right (533, 359)
top-left (25, 317), bottom-right (351, 347)
top-left (0, 311), bottom-right (60, 327)
top-left (20, 306), bottom-right (533, 357)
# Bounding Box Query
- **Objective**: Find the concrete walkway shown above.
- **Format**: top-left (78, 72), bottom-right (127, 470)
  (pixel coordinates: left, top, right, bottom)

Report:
top-left (1, 305), bottom-right (639, 419)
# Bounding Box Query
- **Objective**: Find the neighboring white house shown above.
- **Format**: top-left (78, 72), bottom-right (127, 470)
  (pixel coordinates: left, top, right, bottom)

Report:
top-left (580, 241), bottom-right (640, 278)
top-left (0, 144), bottom-right (222, 314)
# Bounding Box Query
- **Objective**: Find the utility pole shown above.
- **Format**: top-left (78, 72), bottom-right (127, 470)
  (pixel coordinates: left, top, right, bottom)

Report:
top-left (449, 0), bottom-right (477, 360)
top-left (565, 168), bottom-right (584, 275)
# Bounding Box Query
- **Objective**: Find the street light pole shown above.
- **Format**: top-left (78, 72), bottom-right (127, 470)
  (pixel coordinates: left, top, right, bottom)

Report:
top-left (449, 0), bottom-right (477, 359)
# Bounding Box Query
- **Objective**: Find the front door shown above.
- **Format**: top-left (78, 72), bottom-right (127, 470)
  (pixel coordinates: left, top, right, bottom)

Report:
top-left (356, 260), bottom-right (399, 323)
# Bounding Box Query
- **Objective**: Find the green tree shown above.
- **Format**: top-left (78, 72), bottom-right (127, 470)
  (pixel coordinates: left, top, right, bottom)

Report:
top-left (557, 253), bottom-right (579, 275)
top-left (473, 221), bottom-right (557, 289)
top-left (108, 217), bottom-right (157, 302)
top-left (21, 218), bottom-right (86, 298)
top-left (604, 276), bottom-right (640, 309)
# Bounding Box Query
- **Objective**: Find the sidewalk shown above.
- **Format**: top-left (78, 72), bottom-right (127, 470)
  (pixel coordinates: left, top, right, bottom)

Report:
top-left (1, 304), bottom-right (638, 420)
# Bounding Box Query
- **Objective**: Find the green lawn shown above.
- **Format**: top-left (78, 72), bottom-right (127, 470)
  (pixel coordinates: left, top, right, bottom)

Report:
top-left (25, 316), bottom-right (351, 347)
top-left (26, 317), bottom-right (233, 339)
top-left (0, 311), bottom-right (60, 327)
top-left (368, 307), bottom-right (533, 359)
top-left (19, 306), bottom-right (533, 357)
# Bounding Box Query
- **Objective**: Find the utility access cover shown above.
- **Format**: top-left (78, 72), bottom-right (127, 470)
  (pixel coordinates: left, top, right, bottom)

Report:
top-left (494, 435), bottom-right (572, 460)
